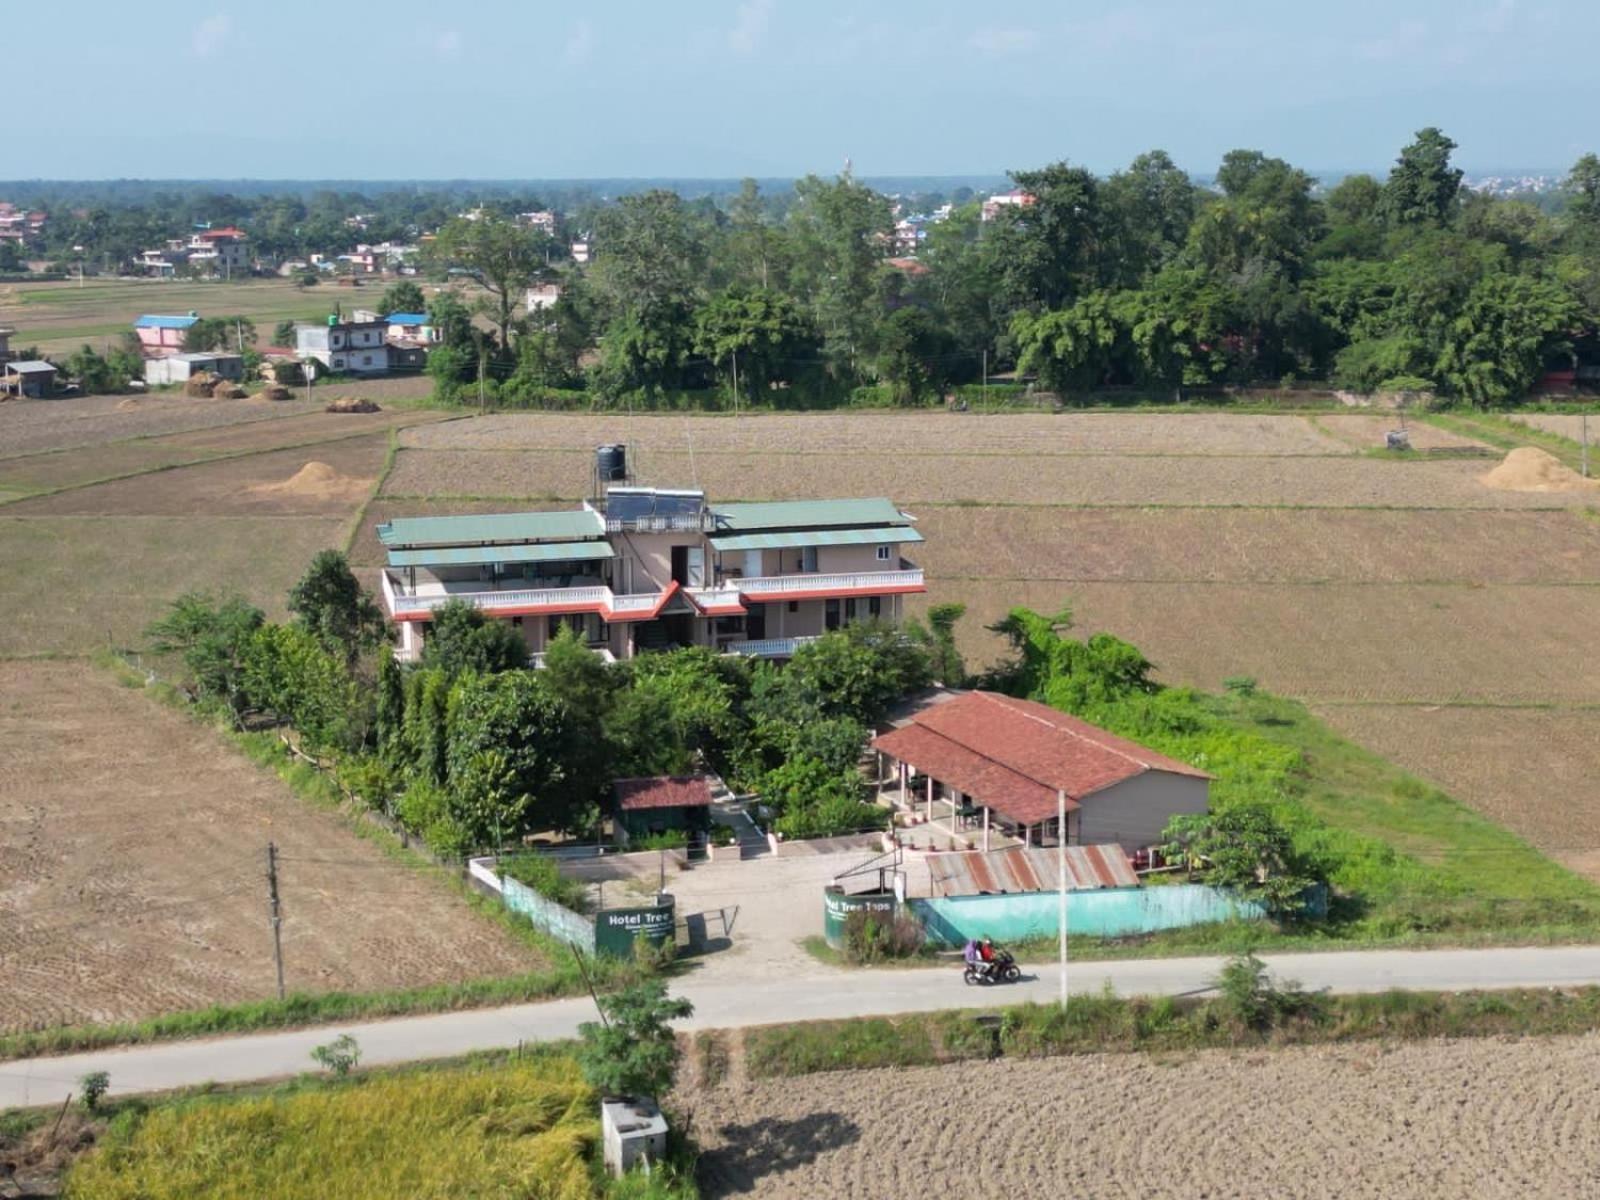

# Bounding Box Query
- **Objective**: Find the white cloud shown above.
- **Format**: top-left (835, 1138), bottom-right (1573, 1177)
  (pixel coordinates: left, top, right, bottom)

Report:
top-left (434, 30), bottom-right (463, 59)
top-left (191, 14), bottom-right (230, 58)
top-left (970, 27), bottom-right (1038, 55)
top-left (728, 0), bottom-right (774, 55)
top-left (563, 20), bottom-right (594, 65)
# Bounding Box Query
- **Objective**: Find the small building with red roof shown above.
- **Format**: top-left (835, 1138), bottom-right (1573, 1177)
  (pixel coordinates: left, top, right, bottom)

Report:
top-left (614, 775), bottom-right (716, 842)
top-left (871, 690), bottom-right (1209, 852)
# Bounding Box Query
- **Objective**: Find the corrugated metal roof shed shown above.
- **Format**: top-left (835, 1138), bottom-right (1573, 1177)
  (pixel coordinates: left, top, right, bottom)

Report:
top-left (712, 498), bottom-right (910, 531)
top-left (377, 510), bottom-right (605, 549)
top-left (5, 360), bottom-right (57, 374)
top-left (927, 844), bottom-right (1138, 897)
top-left (709, 526), bottom-right (924, 552)
top-left (388, 539), bottom-right (614, 568)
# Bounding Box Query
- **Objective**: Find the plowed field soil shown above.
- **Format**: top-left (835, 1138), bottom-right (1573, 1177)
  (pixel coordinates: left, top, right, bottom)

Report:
top-left (689, 1037), bottom-right (1600, 1199)
top-left (0, 662), bottom-right (536, 1031)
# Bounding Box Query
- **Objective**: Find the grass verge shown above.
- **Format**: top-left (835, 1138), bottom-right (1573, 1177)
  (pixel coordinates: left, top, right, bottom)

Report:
top-left (743, 985), bottom-right (1600, 1079)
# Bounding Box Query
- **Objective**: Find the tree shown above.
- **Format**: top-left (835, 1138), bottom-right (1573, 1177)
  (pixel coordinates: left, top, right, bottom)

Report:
top-left (1381, 127), bottom-right (1463, 228)
top-left (1012, 291), bottom-right (1129, 394)
top-left (874, 306), bottom-right (954, 405)
top-left (1102, 149), bottom-right (1197, 285)
top-left (286, 549), bottom-right (386, 665)
top-left (693, 286), bottom-right (818, 403)
top-left (989, 161), bottom-right (1107, 311)
top-left (420, 600), bottom-right (527, 675)
top-left (588, 190), bottom-right (709, 397)
top-left (1433, 273), bottom-right (1579, 405)
top-left (183, 315), bottom-right (256, 353)
top-left (921, 602), bottom-right (967, 686)
top-left (430, 214), bottom-right (549, 350)
top-left (62, 344), bottom-right (143, 394)
top-left (272, 319), bottom-right (298, 348)
top-left (0, 241), bottom-right (24, 272)
top-left (576, 979), bottom-right (693, 1100)
top-left (1562, 153), bottom-right (1600, 228)
top-left (379, 279), bottom-right (426, 315)
top-left (445, 671), bottom-right (586, 842)
top-left (146, 593), bottom-right (265, 717)
top-left (1162, 802), bottom-right (1317, 913)
top-left (787, 171), bottom-right (893, 374)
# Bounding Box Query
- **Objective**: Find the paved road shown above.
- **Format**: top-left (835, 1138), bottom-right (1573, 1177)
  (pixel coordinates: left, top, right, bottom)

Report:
top-left (6, 944), bottom-right (1600, 1109)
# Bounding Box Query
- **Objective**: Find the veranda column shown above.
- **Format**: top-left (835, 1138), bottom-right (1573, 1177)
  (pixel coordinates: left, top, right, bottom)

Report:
top-left (982, 805), bottom-right (991, 853)
top-left (926, 773), bottom-right (933, 825)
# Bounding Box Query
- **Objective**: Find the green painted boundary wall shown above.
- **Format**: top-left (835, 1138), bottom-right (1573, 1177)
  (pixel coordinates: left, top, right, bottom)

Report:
top-left (823, 886), bottom-right (898, 950)
top-left (502, 875), bottom-right (596, 947)
top-left (909, 884), bottom-right (1290, 946)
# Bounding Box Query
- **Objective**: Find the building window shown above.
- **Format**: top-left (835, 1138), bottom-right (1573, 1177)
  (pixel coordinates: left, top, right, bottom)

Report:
top-left (869, 596), bottom-right (882, 617)
top-left (876, 545), bottom-right (892, 562)
top-left (362, 355), bottom-right (372, 366)
top-left (788, 601), bottom-right (798, 613)
top-left (844, 598), bottom-right (858, 622)
top-left (825, 598), bottom-right (841, 631)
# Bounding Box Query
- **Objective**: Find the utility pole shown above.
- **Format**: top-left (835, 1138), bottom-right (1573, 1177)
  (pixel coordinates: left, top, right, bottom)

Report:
top-left (731, 348), bottom-right (739, 415)
top-left (266, 842), bottom-right (285, 1000)
top-left (1584, 411), bottom-right (1590, 479)
top-left (1057, 789), bottom-right (1068, 1011)
top-left (982, 349), bottom-right (988, 408)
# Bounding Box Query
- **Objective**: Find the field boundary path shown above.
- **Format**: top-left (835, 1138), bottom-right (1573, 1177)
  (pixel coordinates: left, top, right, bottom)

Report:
top-left (6, 945), bottom-right (1600, 1109)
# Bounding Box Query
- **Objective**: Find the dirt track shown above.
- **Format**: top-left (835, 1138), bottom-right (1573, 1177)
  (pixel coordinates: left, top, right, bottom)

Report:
top-left (690, 1036), bottom-right (1600, 1199)
top-left (0, 661), bottom-right (537, 1030)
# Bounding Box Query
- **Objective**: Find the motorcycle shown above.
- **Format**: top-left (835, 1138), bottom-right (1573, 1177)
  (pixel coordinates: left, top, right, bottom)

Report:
top-left (962, 947), bottom-right (1021, 986)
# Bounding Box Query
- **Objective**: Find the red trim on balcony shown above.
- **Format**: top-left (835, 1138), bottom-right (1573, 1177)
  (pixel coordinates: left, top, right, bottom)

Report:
top-left (738, 582), bottom-right (926, 604)
top-left (388, 580), bottom-right (684, 624)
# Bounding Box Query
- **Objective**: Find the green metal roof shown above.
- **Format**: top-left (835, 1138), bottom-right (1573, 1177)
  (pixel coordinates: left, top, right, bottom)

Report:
top-left (388, 540), bottom-right (615, 569)
top-left (711, 498), bottom-right (910, 532)
top-left (709, 526), bottom-right (923, 552)
top-left (377, 509), bottom-right (605, 549)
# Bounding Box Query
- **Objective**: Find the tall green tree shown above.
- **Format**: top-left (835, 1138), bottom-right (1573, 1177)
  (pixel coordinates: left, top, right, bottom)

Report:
top-left (787, 172), bottom-right (893, 374)
top-left (379, 280), bottom-right (427, 315)
top-left (1380, 127), bottom-right (1464, 228)
top-left (430, 214), bottom-right (550, 350)
top-left (286, 549), bottom-right (386, 665)
top-left (1102, 149), bottom-right (1197, 285)
top-left (693, 286), bottom-right (818, 403)
top-left (989, 161), bottom-right (1107, 311)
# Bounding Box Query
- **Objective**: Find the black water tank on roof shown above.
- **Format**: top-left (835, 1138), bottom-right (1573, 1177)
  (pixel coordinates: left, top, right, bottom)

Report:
top-left (596, 443), bottom-right (627, 482)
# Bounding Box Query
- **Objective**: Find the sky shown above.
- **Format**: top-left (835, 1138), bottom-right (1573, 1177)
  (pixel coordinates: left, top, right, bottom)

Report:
top-left (18, 0), bottom-right (1600, 180)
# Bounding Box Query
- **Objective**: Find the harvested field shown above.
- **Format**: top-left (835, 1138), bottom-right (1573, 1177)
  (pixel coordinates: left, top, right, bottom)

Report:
top-left (1314, 412), bottom-right (1493, 451)
top-left (0, 439), bottom-right (224, 495)
top-left (401, 410), bottom-right (1355, 455)
top-left (381, 446), bottom-right (1574, 509)
top-left (689, 1036), bottom-right (1600, 1199)
top-left (0, 392), bottom-right (326, 458)
top-left (915, 581), bottom-right (1600, 705)
top-left (916, 506), bottom-right (1600, 585)
top-left (0, 514), bottom-right (346, 655)
top-left (1314, 704), bottom-right (1600, 879)
top-left (0, 661), bottom-right (536, 1030)
top-left (6, 434), bottom-right (385, 517)
top-left (1509, 412), bottom-right (1600, 441)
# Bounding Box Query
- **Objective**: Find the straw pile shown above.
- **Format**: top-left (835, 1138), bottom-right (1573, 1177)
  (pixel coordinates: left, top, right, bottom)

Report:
top-left (1480, 446), bottom-right (1600, 493)
top-left (325, 396), bottom-right (381, 413)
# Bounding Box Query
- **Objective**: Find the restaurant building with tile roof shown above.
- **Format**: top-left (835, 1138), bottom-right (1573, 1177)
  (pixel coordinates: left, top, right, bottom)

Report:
top-left (871, 691), bottom-right (1210, 851)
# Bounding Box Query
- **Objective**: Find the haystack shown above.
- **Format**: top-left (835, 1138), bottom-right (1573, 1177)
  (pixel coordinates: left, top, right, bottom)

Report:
top-left (249, 460), bottom-right (375, 503)
top-left (211, 381), bottom-right (247, 399)
top-left (255, 383), bottom-right (292, 402)
top-left (183, 371), bottom-right (219, 398)
top-left (325, 396), bottom-right (381, 414)
top-left (1480, 446), bottom-right (1600, 493)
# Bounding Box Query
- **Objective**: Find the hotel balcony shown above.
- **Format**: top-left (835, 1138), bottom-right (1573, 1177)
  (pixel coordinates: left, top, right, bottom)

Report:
top-left (380, 570), bottom-right (668, 623)
top-left (690, 562), bottom-right (925, 610)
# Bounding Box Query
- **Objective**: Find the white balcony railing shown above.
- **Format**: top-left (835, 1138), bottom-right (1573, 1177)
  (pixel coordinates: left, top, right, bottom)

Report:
top-left (530, 647), bottom-right (617, 669)
top-left (382, 572), bottom-right (662, 621)
top-left (688, 585), bottom-right (744, 610)
top-left (736, 568), bottom-right (924, 599)
top-left (723, 637), bottom-right (820, 659)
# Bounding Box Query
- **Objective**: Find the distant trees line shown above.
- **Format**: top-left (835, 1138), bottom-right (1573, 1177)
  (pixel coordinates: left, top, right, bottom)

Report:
top-left (420, 130), bottom-right (1600, 409)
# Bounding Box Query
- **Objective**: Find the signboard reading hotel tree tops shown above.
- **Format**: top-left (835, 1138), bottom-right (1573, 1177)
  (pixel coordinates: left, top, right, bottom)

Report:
top-left (593, 895), bottom-right (676, 958)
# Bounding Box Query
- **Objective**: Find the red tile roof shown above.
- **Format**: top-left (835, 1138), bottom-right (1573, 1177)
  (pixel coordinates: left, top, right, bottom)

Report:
top-left (614, 775), bottom-right (715, 812)
top-left (871, 691), bottom-right (1208, 826)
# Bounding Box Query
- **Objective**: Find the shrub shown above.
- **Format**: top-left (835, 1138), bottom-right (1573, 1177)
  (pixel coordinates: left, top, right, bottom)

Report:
top-left (500, 853), bottom-right (592, 913)
top-left (310, 1033), bottom-right (362, 1076)
top-left (841, 909), bottom-right (925, 964)
top-left (79, 1070), bottom-right (110, 1112)
top-left (576, 980), bottom-right (693, 1100)
top-left (1211, 952), bottom-right (1327, 1034)
top-left (636, 830), bottom-right (688, 851)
